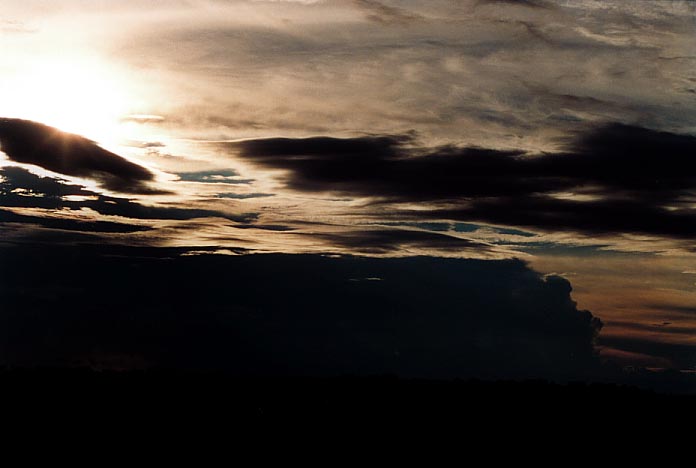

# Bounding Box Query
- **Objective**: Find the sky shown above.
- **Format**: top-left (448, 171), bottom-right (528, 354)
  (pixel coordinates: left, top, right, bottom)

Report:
top-left (0, 0), bottom-right (695, 383)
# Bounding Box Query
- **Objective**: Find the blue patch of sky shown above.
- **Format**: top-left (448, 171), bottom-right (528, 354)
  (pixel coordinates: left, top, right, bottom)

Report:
top-left (216, 192), bottom-right (274, 199)
top-left (177, 170), bottom-right (254, 185)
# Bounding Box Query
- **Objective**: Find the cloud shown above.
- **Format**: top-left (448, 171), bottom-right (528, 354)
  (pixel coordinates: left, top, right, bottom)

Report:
top-left (600, 336), bottom-right (696, 371)
top-left (0, 165), bottom-right (94, 202)
top-left (232, 134), bottom-right (529, 197)
top-left (352, 0), bottom-right (425, 25)
top-left (215, 192), bottom-right (273, 199)
top-left (0, 19), bottom-right (36, 33)
top-left (647, 304), bottom-right (696, 316)
top-left (231, 123), bottom-right (696, 238)
top-left (176, 169), bottom-right (254, 185)
top-left (0, 165), bottom-right (499, 256)
top-left (0, 245), bottom-right (603, 380)
top-left (475, 0), bottom-right (552, 9)
top-left (0, 166), bottom-right (257, 231)
top-left (0, 208), bottom-right (150, 234)
top-left (311, 228), bottom-right (494, 255)
top-left (0, 118), bottom-right (164, 194)
top-left (608, 320), bottom-right (696, 337)
top-left (91, 0), bottom-right (696, 151)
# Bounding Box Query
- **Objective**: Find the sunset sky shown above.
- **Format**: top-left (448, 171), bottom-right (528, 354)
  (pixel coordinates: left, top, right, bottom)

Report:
top-left (1, 0), bottom-right (694, 380)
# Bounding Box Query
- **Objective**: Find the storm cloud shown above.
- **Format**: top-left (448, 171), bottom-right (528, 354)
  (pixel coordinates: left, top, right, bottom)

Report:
top-left (0, 245), bottom-right (603, 380)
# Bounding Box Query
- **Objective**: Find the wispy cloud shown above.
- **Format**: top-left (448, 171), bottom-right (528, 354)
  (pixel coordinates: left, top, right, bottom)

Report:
top-left (352, 0), bottom-right (426, 24)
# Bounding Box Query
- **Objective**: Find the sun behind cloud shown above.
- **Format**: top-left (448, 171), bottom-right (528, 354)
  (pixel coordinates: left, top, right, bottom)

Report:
top-left (1, 53), bottom-right (137, 146)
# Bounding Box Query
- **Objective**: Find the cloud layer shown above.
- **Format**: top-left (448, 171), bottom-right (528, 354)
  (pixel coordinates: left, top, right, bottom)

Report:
top-left (231, 123), bottom-right (696, 238)
top-left (0, 165), bottom-right (257, 243)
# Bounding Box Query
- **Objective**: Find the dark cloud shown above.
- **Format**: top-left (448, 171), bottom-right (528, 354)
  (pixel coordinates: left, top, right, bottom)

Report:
top-left (0, 118), bottom-right (163, 194)
top-left (647, 304), bottom-right (696, 316)
top-left (231, 123), bottom-right (696, 238)
top-left (232, 135), bottom-right (530, 198)
top-left (423, 196), bottom-right (696, 239)
top-left (312, 228), bottom-right (492, 255)
top-left (0, 245), bottom-right (603, 380)
top-left (505, 19), bottom-right (555, 45)
top-left (0, 166), bottom-right (257, 234)
top-left (566, 123), bottom-right (696, 193)
top-left (476, 0), bottom-right (552, 9)
top-left (83, 198), bottom-right (257, 224)
top-left (235, 134), bottom-right (411, 160)
top-left (215, 192), bottom-right (273, 200)
top-left (608, 321), bottom-right (696, 337)
top-left (124, 140), bottom-right (166, 149)
top-left (0, 208), bottom-right (149, 234)
top-left (119, 115), bottom-right (165, 124)
top-left (352, 0), bottom-right (425, 25)
top-left (600, 336), bottom-right (696, 372)
top-left (0, 165), bottom-right (93, 203)
top-left (0, 225), bottom-right (107, 247)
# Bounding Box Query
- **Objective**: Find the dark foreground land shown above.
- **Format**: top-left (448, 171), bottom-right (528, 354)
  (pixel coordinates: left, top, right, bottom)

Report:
top-left (2, 368), bottom-right (693, 426)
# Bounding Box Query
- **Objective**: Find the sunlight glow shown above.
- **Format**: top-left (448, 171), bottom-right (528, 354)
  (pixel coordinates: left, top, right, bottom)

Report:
top-left (1, 54), bottom-right (139, 146)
